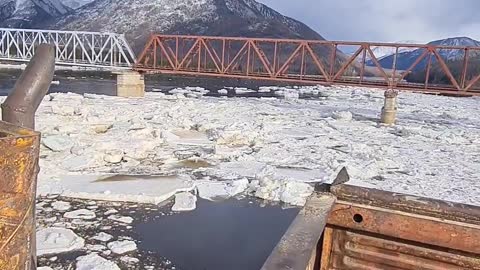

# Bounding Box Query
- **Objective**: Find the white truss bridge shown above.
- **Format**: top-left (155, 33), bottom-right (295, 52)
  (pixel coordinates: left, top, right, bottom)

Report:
top-left (0, 28), bottom-right (136, 69)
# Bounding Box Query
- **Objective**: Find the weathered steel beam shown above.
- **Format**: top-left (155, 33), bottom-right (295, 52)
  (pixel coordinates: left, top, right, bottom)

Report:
top-left (261, 193), bottom-right (336, 270)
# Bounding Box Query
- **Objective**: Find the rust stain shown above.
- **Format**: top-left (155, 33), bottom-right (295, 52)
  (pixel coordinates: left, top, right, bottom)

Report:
top-left (0, 121), bottom-right (40, 270)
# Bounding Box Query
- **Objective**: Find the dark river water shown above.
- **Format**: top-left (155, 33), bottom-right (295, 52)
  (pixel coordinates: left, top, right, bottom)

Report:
top-left (135, 198), bottom-right (299, 270)
top-left (0, 69), bottom-right (301, 97)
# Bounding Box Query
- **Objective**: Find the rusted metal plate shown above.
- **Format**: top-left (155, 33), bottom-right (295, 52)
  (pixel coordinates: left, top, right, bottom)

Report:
top-left (261, 193), bottom-right (336, 270)
top-left (318, 185), bottom-right (480, 270)
top-left (328, 230), bottom-right (480, 270)
top-left (327, 202), bottom-right (480, 255)
top-left (331, 184), bottom-right (480, 225)
top-left (0, 120), bottom-right (40, 270)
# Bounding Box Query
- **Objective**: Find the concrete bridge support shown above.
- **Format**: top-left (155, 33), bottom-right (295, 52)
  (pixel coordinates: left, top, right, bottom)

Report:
top-left (115, 71), bottom-right (145, 98)
top-left (381, 89), bottom-right (398, 125)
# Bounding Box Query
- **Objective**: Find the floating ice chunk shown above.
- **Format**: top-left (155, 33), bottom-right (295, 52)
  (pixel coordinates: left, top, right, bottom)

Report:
top-left (86, 244), bottom-right (106, 251)
top-left (37, 228), bottom-right (85, 256)
top-left (284, 89), bottom-right (300, 101)
top-left (333, 111), bottom-right (353, 121)
top-left (163, 129), bottom-right (212, 146)
top-left (235, 87), bottom-right (255, 94)
top-left (196, 178), bottom-right (249, 201)
top-left (104, 209), bottom-right (118, 215)
top-left (92, 232), bottom-right (113, 242)
top-left (103, 149), bottom-right (124, 164)
top-left (274, 90), bottom-right (285, 96)
top-left (93, 124), bottom-right (112, 134)
top-left (108, 215), bottom-right (134, 224)
top-left (107, 240), bottom-right (137, 255)
top-left (43, 135), bottom-right (74, 152)
top-left (215, 161), bottom-right (267, 178)
top-left (51, 201), bottom-right (71, 211)
top-left (51, 105), bottom-right (75, 116)
top-left (216, 130), bottom-right (256, 147)
top-left (251, 168), bottom-right (314, 206)
top-left (61, 155), bottom-right (94, 171)
top-left (76, 253), bottom-right (120, 270)
top-left (64, 209), bottom-right (96, 220)
top-left (172, 192), bottom-right (197, 212)
top-left (218, 89), bottom-right (228, 95)
top-left (120, 256), bottom-right (140, 264)
top-left (258, 87), bottom-right (271, 93)
top-left (43, 175), bottom-right (195, 204)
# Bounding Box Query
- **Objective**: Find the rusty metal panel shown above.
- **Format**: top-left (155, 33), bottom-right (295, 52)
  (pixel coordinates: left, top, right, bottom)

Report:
top-left (328, 230), bottom-right (479, 270)
top-left (318, 185), bottom-right (480, 270)
top-left (0, 120), bottom-right (40, 270)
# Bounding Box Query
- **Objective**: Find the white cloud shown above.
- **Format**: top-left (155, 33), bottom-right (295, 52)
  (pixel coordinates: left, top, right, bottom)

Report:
top-left (257, 0), bottom-right (480, 42)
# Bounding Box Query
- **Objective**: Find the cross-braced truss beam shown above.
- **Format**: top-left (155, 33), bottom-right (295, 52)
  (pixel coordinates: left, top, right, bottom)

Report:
top-left (135, 34), bottom-right (480, 96)
top-left (0, 28), bottom-right (136, 69)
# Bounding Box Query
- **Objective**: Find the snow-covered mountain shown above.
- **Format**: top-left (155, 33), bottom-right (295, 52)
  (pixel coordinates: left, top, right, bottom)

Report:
top-left (60, 0), bottom-right (94, 9)
top-left (0, 0), bottom-right (70, 28)
top-left (371, 40), bottom-right (419, 59)
top-left (370, 37), bottom-right (480, 70)
top-left (47, 0), bottom-right (325, 52)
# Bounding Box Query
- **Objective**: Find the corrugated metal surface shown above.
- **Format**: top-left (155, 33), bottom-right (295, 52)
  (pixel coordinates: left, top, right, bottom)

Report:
top-left (318, 185), bottom-right (480, 270)
top-left (328, 229), bottom-right (480, 270)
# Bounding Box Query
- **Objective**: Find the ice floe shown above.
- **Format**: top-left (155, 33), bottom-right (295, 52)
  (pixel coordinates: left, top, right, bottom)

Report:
top-left (37, 228), bottom-right (85, 256)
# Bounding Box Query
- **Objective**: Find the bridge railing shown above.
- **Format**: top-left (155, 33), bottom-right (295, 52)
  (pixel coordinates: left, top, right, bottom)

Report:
top-left (134, 34), bottom-right (480, 95)
top-left (0, 28), bottom-right (136, 69)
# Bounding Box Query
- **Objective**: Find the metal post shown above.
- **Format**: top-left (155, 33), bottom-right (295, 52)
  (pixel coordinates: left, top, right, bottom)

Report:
top-left (0, 43), bottom-right (54, 270)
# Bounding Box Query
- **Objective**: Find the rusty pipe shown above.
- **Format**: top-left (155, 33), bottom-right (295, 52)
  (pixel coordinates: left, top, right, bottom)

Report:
top-left (1, 44), bottom-right (55, 129)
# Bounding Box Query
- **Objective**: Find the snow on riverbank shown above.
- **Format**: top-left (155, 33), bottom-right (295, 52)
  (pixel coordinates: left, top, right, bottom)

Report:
top-left (2, 85), bottom-right (479, 206)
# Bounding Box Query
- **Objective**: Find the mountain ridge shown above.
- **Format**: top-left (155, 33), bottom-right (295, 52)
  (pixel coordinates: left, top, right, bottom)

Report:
top-left (43, 0), bottom-right (325, 52)
top-left (367, 37), bottom-right (480, 71)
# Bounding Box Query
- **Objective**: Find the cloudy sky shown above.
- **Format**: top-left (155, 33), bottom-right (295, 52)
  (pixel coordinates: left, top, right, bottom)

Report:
top-left (257, 0), bottom-right (479, 43)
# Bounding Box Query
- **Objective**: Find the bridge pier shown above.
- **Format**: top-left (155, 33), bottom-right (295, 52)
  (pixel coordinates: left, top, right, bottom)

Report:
top-left (381, 89), bottom-right (398, 125)
top-left (115, 71), bottom-right (145, 98)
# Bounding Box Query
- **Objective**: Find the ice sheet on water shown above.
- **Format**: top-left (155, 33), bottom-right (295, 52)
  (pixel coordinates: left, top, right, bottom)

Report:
top-left (34, 86), bottom-right (480, 206)
top-left (37, 228), bottom-right (85, 256)
top-left (92, 232), bottom-right (113, 242)
top-left (172, 192), bottom-right (197, 211)
top-left (40, 175), bottom-right (195, 204)
top-left (64, 209), bottom-right (96, 220)
top-left (76, 253), bottom-right (120, 270)
top-left (196, 178), bottom-right (249, 201)
top-left (107, 240), bottom-right (137, 255)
